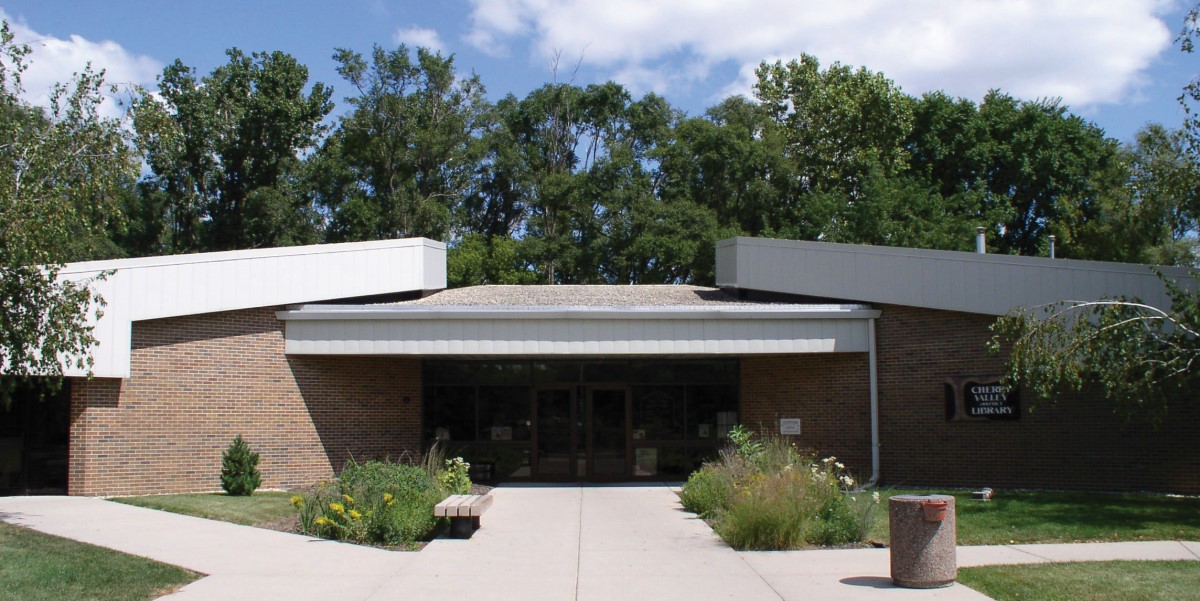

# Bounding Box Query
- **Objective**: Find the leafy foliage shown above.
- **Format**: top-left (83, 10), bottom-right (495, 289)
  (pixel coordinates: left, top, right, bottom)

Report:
top-left (990, 272), bottom-right (1200, 419)
top-left (133, 48), bottom-right (332, 252)
top-left (315, 45), bottom-right (488, 242)
top-left (294, 456), bottom-right (468, 547)
top-left (6, 26), bottom-right (1197, 314)
top-left (678, 426), bottom-right (873, 550)
top-left (0, 22), bottom-right (135, 404)
top-left (220, 435), bottom-right (262, 496)
top-left (438, 456), bottom-right (471, 495)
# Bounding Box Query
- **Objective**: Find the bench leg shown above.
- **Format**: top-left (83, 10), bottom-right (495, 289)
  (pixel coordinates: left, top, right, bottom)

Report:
top-left (472, 516), bottom-right (481, 530)
top-left (450, 517), bottom-right (474, 539)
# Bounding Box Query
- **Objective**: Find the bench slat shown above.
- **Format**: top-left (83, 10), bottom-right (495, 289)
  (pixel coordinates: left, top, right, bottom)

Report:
top-left (434, 494), bottom-right (492, 518)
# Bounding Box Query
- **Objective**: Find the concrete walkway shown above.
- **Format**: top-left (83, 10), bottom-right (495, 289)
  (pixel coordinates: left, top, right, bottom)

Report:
top-left (2, 487), bottom-right (1198, 601)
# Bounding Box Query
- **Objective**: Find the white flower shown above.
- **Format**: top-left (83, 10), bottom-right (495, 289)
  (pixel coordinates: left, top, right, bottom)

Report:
top-left (834, 462), bottom-right (845, 470)
top-left (822, 456), bottom-right (836, 464)
top-left (872, 491), bottom-right (881, 503)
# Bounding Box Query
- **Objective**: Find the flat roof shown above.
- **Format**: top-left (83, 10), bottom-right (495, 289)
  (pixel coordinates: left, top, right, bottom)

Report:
top-left (279, 285), bottom-right (880, 356)
top-left (380, 285), bottom-right (785, 307)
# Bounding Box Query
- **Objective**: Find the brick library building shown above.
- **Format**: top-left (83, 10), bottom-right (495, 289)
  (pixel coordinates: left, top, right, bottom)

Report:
top-left (2, 237), bottom-right (1196, 497)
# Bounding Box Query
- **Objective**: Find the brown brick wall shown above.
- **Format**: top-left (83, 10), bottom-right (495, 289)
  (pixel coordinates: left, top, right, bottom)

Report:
top-left (875, 304), bottom-right (1200, 494)
top-left (741, 354), bottom-right (872, 477)
top-left (66, 301), bottom-right (1200, 495)
top-left (69, 307), bottom-right (422, 496)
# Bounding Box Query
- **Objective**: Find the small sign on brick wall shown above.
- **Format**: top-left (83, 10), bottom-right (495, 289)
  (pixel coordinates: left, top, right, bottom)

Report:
top-left (779, 418), bottom-right (802, 435)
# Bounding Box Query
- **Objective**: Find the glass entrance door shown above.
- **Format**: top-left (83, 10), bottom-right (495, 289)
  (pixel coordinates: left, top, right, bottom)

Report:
top-left (534, 387), bottom-right (578, 479)
top-left (588, 387), bottom-right (629, 479)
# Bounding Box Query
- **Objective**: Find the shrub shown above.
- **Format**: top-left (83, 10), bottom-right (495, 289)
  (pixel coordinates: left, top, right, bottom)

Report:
top-left (295, 454), bottom-right (471, 547)
top-left (220, 435), bottom-right (261, 496)
top-left (439, 457), bottom-right (471, 495)
top-left (678, 426), bottom-right (876, 550)
top-left (679, 466), bottom-right (734, 518)
top-left (718, 470), bottom-right (810, 550)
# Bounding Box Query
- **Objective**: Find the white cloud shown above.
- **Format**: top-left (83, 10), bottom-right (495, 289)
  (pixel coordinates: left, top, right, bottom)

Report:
top-left (394, 25), bottom-right (446, 53)
top-left (0, 11), bottom-right (161, 119)
top-left (464, 0), bottom-right (1173, 109)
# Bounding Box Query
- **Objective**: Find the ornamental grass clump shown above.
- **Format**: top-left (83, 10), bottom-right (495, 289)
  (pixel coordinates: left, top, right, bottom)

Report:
top-left (294, 454), bottom-right (471, 547)
top-left (678, 425), bottom-right (874, 550)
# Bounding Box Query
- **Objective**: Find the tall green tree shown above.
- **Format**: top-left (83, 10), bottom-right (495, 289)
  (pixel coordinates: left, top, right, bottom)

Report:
top-left (0, 22), bottom-right (138, 400)
top-left (314, 45), bottom-right (488, 242)
top-left (657, 97), bottom-right (793, 238)
top-left (755, 55), bottom-right (914, 199)
top-left (134, 49), bottom-right (332, 252)
top-left (907, 90), bottom-right (1117, 257)
top-left (1059, 124), bottom-right (1200, 266)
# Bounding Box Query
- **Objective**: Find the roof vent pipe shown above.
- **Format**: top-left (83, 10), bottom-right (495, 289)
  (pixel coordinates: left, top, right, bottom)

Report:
top-left (1049, 235), bottom-right (1056, 259)
top-left (975, 227), bottom-right (986, 254)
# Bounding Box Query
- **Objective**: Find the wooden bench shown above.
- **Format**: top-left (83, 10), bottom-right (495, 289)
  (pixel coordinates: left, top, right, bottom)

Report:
top-left (434, 494), bottom-right (493, 538)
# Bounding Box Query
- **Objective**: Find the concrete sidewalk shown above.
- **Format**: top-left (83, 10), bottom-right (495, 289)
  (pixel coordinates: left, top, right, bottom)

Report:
top-left (2, 488), bottom-right (1198, 601)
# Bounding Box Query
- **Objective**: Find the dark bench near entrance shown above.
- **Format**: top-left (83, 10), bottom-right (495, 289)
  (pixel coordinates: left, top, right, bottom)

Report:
top-left (435, 494), bottom-right (493, 538)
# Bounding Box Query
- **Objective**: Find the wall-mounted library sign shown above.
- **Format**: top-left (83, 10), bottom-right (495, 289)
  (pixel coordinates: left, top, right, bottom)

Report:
top-left (945, 376), bottom-right (1020, 421)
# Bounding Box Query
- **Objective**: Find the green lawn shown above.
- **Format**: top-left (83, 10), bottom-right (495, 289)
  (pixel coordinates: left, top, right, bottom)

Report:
top-left (958, 561), bottom-right (1200, 601)
top-left (111, 491), bottom-right (297, 528)
top-left (864, 489), bottom-right (1200, 547)
top-left (0, 522), bottom-right (198, 600)
top-left (864, 490), bottom-right (1200, 546)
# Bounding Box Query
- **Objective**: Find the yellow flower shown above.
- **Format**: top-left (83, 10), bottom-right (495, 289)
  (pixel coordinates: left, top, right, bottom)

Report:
top-left (349, 510), bottom-right (363, 520)
top-left (290, 495), bottom-right (304, 509)
top-left (342, 494), bottom-right (355, 505)
top-left (382, 493), bottom-right (394, 504)
top-left (314, 516), bottom-right (331, 526)
top-left (329, 502), bottom-right (345, 514)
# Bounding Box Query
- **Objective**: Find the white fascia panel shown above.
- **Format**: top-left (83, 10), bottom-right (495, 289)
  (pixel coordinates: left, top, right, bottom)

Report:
top-left (52, 238), bottom-right (446, 378)
top-left (283, 316), bottom-right (874, 356)
top-left (716, 237), bottom-right (1193, 316)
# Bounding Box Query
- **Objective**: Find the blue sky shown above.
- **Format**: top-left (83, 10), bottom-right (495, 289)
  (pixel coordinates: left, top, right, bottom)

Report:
top-left (2, 0), bottom-right (1196, 143)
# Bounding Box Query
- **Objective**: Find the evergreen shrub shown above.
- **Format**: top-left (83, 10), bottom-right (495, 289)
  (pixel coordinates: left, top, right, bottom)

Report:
top-left (220, 435), bottom-right (262, 496)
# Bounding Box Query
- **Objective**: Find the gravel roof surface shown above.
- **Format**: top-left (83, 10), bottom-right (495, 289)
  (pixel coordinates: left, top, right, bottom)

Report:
top-left (385, 285), bottom-right (790, 307)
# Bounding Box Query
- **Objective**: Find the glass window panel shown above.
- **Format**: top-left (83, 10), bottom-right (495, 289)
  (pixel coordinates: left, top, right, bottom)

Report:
top-left (686, 385), bottom-right (739, 441)
top-left (633, 446), bottom-right (689, 478)
top-left (630, 361), bottom-right (673, 383)
top-left (477, 386), bottom-right (531, 441)
top-left (688, 445), bottom-right (721, 472)
top-left (630, 360), bottom-right (738, 384)
top-left (536, 388), bottom-right (574, 476)
top-left (532, 361), bottom-right (581, 384)
top-left (632, 385), bottom-right (685, 440)
top-left (474, 362), bottom-right (531, 385)
top-left (423, 386), bottom-right (475, 442)
top-left (582, 361), bottom-right (628, 382)
top-left (424, 362), bottom-right (473, 385)
top-left (675, 361), bottom-right (738, 384)
top-left (454, 443), bottom-right (532, 482)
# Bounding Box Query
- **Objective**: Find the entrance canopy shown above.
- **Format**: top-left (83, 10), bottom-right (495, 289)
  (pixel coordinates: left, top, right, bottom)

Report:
top-left (278, 285), bottom-right (880, 356)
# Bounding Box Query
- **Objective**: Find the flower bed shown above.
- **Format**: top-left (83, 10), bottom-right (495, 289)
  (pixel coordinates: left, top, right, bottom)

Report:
top-left (292, 454), bottom-right (472, 548)
top-left (679, 426), bottom-right (877, 550)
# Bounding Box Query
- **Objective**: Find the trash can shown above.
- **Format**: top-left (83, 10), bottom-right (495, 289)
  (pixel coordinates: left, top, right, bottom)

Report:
top-left (889, 494), bottom-right (956, 588)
